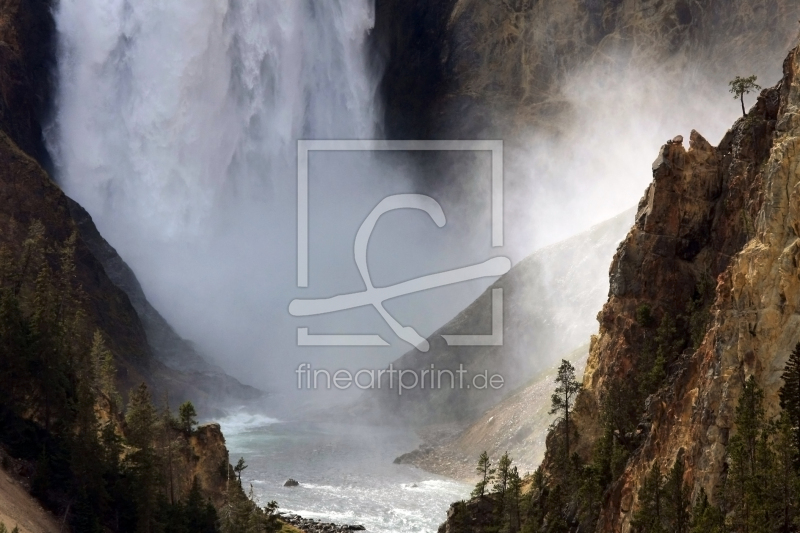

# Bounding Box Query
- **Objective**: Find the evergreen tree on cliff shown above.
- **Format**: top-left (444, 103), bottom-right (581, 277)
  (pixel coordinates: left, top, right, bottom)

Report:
top-left (631, 462), bottom-right (664, 533)
top-left (688, 489), bottom-right (724, 533)
top-left (503, 466), bottom-right (522, 533)
top-left (550, 360), bottom-right (582, 464)
top-left (779, 342), bottom-right (800, 470)
top-left (494, 452), bottom-right (512, 499)
top-left (729, 75), bottom-right (761, 117)
top-left (725, 376), bottom-right (773, 533)
top-left (472, 451), bottom-right (495, 498)
top-left (662, 452), bottom-right (690, 533)
top-left (125, 383), bottom-right (160, 533)
top-left (178, 400), bottom-right (198, 435)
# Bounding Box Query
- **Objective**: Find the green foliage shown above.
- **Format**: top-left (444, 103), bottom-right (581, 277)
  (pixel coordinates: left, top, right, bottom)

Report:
top-left (605, 453), bottom-right (689, 533)
top-left (178, 401), bottom-right (198, 435)
top-left (769, 411), bottom-right (800, 532)
top-left (780, 342), bottom-right (800, 468)
top-left (638, 309), bottom-right (695, 399)
top-left (729, 75), bottom-right (762, 116)
top-left (504, 466), bottom-right (522, 533)
top-left (185, 477), bottom-right (220, 533)
top-left (549, 359), bottom-right (582, 464)
top-left (0, 222), bottom-right (243, 532)
top-left (631, 462), bottom-right (665, 533)
top-left (234, 457), bottom-right (248, 484)
top-left (635, 304), bottom-right (655, 328)
top-left (446, 501), bottom-right (473, 533)
top-left (574, 398), bottom-right (631, 531)
top-left (472, 451), bottom-right (495, 498)
top-left (723, 374), bottom-right (800, 532)
top-left (125, 384), bottom-right (160, 533)
top-left (638, 282), bottom-right (714, 401)
top-left (494, 451), bottom-right (512, 499)
top-left (689, 489), bottom-right (724, 533)
top-left (662, 452), bottom-right (691, 533)
top-left (220, 483), bottom-right (281, 533)
top-left (90, 329), bottom-right (119, 412)
top-left (454, 335), bottom-right (799, 533)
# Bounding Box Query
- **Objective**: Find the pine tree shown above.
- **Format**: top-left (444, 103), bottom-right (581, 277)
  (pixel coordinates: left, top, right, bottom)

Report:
top-left (0, 283), bottom-right (30, 409)
top-left (220, 482), bottom-right (280, 533)
top-left (541, 484), bottom-right (569, 533)
top-left (729, 75), bottom-right (762, 116)
top-left (770, 411), bottom-right (800, 532)
top-left (662, 452), bottom-right (690, 533)
top-left (234, 457), bottom-right (248, 485)
top-left (472, 451), bottom-right (495, 498)
top-left (125, 383), bottom-right (160, 533)
top-left (16, 220), bottom-right (46, 297)
top-left (494, 451), bottom-right (512, 498)
top-left (184, 477), bottom-right (218, 533)
top-left (779, 342), bottom-right (800, 470)
top-left (159, 401), bottom-right (178, 506)
top-left (641, 314), bottom-right (682, 397)
top-left (550, 360), bottom-right (582, 464)
top-left (630, 462), bottom-right (664, 533)
top-left (30, 257), bottom-right (61, 433)
top-left (90, 330), bottom-right (118, 412)
top-left (504, 466), bottom-right (522, 533)
top-left (689, 488), bottom-right (724, 533)
top-left (178, 401), bottom-right (198, 435)
top-left (725, 376), bottom-right (773, 533)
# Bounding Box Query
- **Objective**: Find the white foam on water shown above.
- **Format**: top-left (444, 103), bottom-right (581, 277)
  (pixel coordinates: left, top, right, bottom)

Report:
top-left (226, 421), bottom-right (471, 532)
top-left (217, 411), bottom-right (281, 436)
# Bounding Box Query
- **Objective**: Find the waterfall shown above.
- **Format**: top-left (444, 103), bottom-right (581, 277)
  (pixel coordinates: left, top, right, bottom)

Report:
top-left (45, 0), bottom-right (412, 390)
top-left (47, 0), bottom-right (378, 240)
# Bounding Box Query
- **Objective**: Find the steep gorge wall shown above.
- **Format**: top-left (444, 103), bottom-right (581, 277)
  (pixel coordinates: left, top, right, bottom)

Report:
top-left (0, 0), bottom-right (54, 166)
top-left (556, 43), bottom-right (800, 531)
top-left (374, 0), bottom-right (799, 139)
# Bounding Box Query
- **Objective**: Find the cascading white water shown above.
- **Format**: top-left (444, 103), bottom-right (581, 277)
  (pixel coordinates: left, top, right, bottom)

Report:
top-left (47, 0), bottom-right (421, 385)
top-left (46, 2), bottom-right (481, 528)
top-left (48, 0), bottom-right (378, 239)
top-left (46, 0), bottom-right (506, 405)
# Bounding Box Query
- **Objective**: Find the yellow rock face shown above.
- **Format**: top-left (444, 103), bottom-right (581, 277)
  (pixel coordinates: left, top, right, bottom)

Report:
top-left (553, 44), bottom-right (800, 532)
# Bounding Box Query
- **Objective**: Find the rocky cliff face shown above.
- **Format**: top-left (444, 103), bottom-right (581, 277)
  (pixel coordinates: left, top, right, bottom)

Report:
top-left (374, 0), bottom-right (799, 139)
top-left (184, 424), bottom-right (232, 508)
top-left (547, 43), bottom-right (800, 531)
top-left (67, 199), bottom-right (262, 406)
top-left (0, 0), bottom-right (54, 166)
top-left (0, 130), bottom-right (254, 410)
top-left (0, 130), bottom-right (155, 391)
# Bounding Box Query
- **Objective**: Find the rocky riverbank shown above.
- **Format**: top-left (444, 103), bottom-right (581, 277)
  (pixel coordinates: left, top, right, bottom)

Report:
top-left (280, 513), bottom-right (366, 532)
top-left (394, 349), bottom-right (587, 482)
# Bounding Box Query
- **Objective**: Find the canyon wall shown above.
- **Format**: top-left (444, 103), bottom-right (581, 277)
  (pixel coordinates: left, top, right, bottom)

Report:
top-left (374, 0), bottom-right (799, 139)
top-left (554, 43), bottom-right (800, 531)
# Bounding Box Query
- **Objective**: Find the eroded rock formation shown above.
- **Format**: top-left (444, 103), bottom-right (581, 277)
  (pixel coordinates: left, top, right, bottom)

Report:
top-left (554, 43), bottom-right (800, 531)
